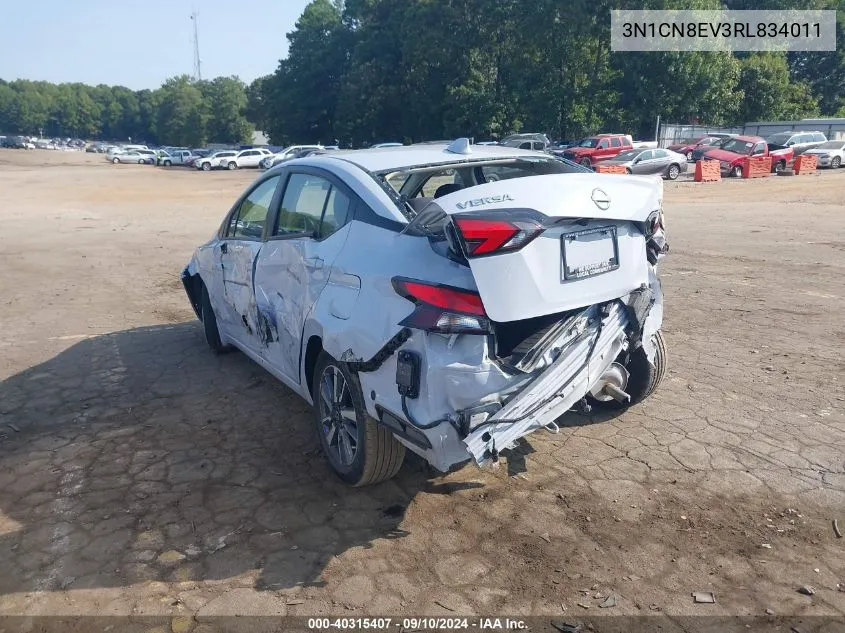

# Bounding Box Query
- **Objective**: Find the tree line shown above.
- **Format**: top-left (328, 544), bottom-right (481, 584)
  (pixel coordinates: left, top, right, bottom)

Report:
top-left (2, 0), bottom-right (843, 147)
top-left (0, 75), bottom-right (253, 146)
top-left (253, 0), bottom-right (845, 146)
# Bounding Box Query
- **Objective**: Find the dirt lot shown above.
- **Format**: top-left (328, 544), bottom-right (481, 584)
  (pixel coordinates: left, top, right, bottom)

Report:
top-left (0, 149), bottom-right (844, 627)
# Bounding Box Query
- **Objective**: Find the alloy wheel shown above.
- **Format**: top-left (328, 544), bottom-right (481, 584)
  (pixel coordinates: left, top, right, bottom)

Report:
top-left (318, 366), bottom-right (358, 467)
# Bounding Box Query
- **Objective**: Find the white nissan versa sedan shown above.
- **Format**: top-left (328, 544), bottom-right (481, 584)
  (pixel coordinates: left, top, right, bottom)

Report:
top-left (181, 139), bottom-right (668, 486)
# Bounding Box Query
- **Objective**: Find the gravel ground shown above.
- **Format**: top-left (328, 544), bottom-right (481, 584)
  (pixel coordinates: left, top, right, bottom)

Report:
top-left (1, 149), bottom-right (844, 626)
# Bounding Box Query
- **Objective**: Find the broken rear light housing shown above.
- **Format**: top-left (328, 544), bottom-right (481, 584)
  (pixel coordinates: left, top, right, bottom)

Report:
top-left (392, 277), bottom-right (489, 334)
top-left (451, 212), bottom-right (545, 258)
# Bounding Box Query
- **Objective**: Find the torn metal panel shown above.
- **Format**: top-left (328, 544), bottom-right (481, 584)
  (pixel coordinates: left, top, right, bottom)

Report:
top-left (640, 266), bottom-right (664, 365)
top-left (462, 303), bottom-right (629, 464)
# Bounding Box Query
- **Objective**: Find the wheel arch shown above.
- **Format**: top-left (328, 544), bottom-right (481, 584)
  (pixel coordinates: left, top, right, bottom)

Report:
top-left (181, 268), bottom-right (205, 321)
top-left (303, 333), bottom-right (324, 400)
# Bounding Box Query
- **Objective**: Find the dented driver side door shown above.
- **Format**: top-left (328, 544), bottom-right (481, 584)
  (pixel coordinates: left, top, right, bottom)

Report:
top-left (214, 175), bottom-right (282, 355)
top-left (253, 169), bottom-right (355, 383)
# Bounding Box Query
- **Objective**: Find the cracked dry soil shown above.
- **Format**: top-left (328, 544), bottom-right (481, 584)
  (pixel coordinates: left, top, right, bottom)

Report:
top-left (0, 150), bottom-right (844, 622)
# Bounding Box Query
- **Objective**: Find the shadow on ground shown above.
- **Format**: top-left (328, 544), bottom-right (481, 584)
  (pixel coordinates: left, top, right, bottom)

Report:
top-left (0, 322), bottom-right (487, 596)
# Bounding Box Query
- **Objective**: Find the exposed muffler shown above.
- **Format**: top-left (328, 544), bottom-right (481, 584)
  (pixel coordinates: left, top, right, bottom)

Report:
top-left (589, 362), bottom-right (631, 403)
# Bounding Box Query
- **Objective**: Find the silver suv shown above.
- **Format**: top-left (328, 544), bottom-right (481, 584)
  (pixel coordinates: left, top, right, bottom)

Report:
top-left (765, 131), bottom-right (827, 156)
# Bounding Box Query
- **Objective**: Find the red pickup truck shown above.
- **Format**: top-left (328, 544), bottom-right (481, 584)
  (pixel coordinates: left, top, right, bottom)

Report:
top-left (560, 134), bottom-right (633, 168)
top-left (701, 135), bottom-right (794, 177)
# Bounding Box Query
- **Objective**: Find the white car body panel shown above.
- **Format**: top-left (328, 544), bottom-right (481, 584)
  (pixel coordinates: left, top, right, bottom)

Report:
top-left (221, 148), bottom-right (273, 168)
top-left (182, 142), bottom-right (666, 472)
top-left (803, 142), bottom-right (845, 167)
top-left (196, 151), bottom-right (238, 169)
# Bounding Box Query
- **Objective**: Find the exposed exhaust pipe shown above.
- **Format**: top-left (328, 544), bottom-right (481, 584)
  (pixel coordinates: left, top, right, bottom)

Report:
top-left (589, 362), bottom-right (631, 403)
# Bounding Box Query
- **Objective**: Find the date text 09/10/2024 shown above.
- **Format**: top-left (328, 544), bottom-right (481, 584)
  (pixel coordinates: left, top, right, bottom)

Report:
top-left (307, 617), bottom-right (528, 630)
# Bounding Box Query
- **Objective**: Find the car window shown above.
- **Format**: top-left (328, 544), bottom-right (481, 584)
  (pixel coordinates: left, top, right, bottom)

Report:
top-left (385, 171), bottom-right (411, 192)
top-left (797, 134), bottom-right (813, 144)
top-left (275, 174), bottom-right (331, 236)
top-left (320, 187), bottom-right (351, 239)
top-left (597, 139), bottom-right (609, 149)
top-left (653, 149), bottom-right (667, 158)
top-left (610, 137), bottom-right (621, 148)
top-left (812, 133), bottom-right (825, 142)
top-left (227, 176), bottom-right (280, 239)
top-left (639, 150), bottom-right (654, 160)
top-left (518, 142), bottom-right (531, 149)
top-left (753, 142), bottom-right (766, 154)
top-left (419, 170), bottom-right (459, 197)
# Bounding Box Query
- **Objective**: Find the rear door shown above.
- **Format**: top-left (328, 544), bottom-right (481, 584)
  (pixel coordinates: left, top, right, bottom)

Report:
top-left (212, 175), bottom-right (282, 353)
top-left (253, 168), bottom-right (355, 381)
top-left (648, 149), bottom-right (672, 174)
top-left (242, 150), bottom-right (263, 167)
top-left (631, 150), bottom-right (654, 174)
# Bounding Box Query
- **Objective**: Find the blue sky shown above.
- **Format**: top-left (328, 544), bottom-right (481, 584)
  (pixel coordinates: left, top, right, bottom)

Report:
top-left (0, 0), bottom-right (312, 89)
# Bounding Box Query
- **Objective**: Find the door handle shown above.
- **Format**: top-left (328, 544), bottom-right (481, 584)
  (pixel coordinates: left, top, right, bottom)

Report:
top-left (220, 242), bottom-right (228, 254)
top-left (305, 256), bottom-right (324, 270)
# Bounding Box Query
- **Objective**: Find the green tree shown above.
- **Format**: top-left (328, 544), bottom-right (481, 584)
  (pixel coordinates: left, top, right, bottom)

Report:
top-left (201, 76), bottom-right (253, 144)
top-left (264, 0), bottom-right (350, 144)
top-left (156, 76), bottom-right (209, 147)
top-left (736, 53), bottom-right (819, 122)
top-left (245, 76), bottom-right (271, 132)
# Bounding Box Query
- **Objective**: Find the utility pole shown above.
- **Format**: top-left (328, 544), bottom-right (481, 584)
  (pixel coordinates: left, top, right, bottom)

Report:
top-left (191, 11), bottom-right (202, 81)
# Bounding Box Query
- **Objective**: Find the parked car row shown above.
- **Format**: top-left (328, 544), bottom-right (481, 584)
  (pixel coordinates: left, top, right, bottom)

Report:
top-left (667, 130), bottom-right (842, 174)
top-left (107, 148), bottom-right (157, 164)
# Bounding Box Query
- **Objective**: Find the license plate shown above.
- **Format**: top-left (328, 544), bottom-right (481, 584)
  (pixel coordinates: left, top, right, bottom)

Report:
top-left (561, 226), bottom-right (619, 280)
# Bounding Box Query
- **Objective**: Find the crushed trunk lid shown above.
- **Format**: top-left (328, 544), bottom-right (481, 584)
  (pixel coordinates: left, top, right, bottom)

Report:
top-left (435, 174), bottom-right (662, 322)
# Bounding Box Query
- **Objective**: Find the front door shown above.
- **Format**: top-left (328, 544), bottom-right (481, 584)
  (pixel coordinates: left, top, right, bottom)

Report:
top-left (212, 175), bottom-right (281, 353)
top-left (253, 169), bottom-right (354, 382)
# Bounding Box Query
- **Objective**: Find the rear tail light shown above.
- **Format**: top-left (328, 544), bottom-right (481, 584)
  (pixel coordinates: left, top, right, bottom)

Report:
top-left (645, 209), bottom-right (664, 237)
top-left (452, 215), bottom-right (544, 257)
top-left (392, 278), bottom-right (489, 333)
top-left (645, 208), bottom-right (668, 264)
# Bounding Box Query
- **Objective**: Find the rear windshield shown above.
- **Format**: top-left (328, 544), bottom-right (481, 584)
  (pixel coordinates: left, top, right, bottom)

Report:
top-left (816, 140), bottom-right (845, 150)
top-left (379, 157), bottom-right (588, 219)
top-left (720, 139), bottom-right (756, 155)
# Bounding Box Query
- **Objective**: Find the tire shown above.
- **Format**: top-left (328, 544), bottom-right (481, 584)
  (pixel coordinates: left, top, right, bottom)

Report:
top-left (163, 160), bottom-right (172, 167)
top-left (666, 164), bottom-right (680, 180)
top-left (202, 162), bottom-right (211, 171)
top-left (112, 157), bottom-right (119, 164)
top-left (313, 352), bottom-right (405, 486)
top-left (200, 284), bottom-right (229, 354)
top-left (625, 167), bottom-right (632, 175)
top-left (774, 160), bottom-right (786, 174)
top-left (579, 157), bottom-right (592, 168)
top-left (596, 330), bottom-right (667, 410)
top-left (685, 151), bottom-right (693, 161)
top-left (227, 161), bottom-right (237, 170)
top-left (731, 164), bottom-right (743, 178)
top-left (138, 159), bottom-right (145, 164)
top-left (832, 156), bottom-right (841, 169)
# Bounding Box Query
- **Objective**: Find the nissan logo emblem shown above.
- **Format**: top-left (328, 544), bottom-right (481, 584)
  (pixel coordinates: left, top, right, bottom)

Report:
top-left (591, 188), bottom-right (611, 210)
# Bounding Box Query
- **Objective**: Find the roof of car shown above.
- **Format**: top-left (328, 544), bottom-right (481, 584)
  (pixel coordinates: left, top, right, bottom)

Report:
top-left (314, 143), bottom-right (548, 173)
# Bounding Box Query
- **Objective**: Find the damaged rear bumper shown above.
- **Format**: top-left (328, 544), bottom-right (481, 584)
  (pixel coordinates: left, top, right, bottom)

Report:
top-left (462, 301), bottom-right (630, 464)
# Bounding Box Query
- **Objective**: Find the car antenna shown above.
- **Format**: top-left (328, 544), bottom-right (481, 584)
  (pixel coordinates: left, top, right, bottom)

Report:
top-left (445, 138), bottom-right (472, 155)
